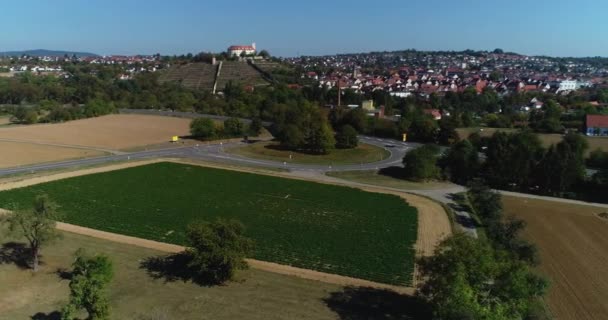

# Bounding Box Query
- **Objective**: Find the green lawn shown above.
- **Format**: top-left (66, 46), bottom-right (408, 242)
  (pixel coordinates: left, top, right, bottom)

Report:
top-left (227, 141), bottom-right (390, 165)
top-left (0, 162), bottom-right (418, 285)
top-left (0, 231), bottom-right (342, 320)
top-left (327, 170), bottom-right (454, 191)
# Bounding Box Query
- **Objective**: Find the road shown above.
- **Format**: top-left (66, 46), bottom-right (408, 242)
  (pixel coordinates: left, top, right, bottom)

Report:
top-left (0, 135), bottom-right (480, 235)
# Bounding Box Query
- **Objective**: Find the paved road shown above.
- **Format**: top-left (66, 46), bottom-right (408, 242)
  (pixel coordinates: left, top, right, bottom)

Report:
top-left (0, 136), bottom-right (413, 177)
top-left (0, 135), bottom-right (480, 235)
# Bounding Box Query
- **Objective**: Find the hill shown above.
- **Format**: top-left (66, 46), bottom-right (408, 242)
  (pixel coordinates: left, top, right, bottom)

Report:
top-left (0, 49), bottom-right (99, 57)
top-left (159, 60), bottom-right (282, 92)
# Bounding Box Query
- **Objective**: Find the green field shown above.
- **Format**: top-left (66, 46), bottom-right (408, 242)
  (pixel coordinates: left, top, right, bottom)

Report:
top-left (0, 162), bottom-right (418, 285)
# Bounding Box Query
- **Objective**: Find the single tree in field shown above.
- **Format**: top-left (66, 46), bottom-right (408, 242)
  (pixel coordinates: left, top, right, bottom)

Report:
top-left (62, 249), bottom-right (114, 320)
top-left (186, 219), bottom-right (254, 285)
top-left (3, 194), bottom-right (60, 271)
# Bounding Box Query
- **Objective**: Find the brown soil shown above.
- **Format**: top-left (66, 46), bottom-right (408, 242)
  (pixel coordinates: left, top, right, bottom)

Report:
top-left (503, 196), bottom-right (608, 320)
top-left (0, 114), bottom-right (192, 150)
top-left (0, 141), bottom-right (104, 168)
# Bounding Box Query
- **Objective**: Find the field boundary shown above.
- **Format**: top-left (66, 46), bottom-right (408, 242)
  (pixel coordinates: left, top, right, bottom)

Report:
top-left (55, 221), bottom-right (413, 294)
top-left (0, 158), bottom-right (449, 291)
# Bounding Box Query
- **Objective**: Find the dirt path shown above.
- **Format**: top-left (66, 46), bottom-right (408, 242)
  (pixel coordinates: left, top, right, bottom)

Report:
top-left (54, 221), bottom-right (412, 294)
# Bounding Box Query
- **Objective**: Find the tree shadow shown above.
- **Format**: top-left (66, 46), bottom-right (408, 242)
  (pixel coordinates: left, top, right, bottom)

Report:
top-left (55, 267), bottom-right (72, 280)
top-left (0, 242), bottom-right (32, 269)
top-left (323, 286), bottom-right (431, 320)
top-left (378, 166), bottom-right (407, 179)
top-left (30, 311), bottom-right (61, 320)
top-left (139, 253), bottom-right (220, 287)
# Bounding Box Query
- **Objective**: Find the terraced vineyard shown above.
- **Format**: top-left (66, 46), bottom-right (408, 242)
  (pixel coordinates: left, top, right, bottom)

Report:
top-left (0, 162), bottom-right (418, 285)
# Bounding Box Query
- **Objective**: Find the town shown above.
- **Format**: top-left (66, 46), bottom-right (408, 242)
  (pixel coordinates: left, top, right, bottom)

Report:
top-left (1, 2), bottom-right (608, 320)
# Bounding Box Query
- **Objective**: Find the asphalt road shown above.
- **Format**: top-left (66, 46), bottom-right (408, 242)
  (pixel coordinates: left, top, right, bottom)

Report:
top-left (0, 136), bottom-right (480, 236)
top-left (0, 136), bottom-right (413, 177)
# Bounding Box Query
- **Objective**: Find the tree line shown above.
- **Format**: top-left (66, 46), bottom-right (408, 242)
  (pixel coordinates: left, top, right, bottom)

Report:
top-left (401, 129), bottom-right (608, 202)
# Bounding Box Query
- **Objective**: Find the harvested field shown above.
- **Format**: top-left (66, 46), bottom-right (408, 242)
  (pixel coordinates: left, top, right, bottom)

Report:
top-left (0, 141), bottom-right (104, 168)
top-left (503, 196), bottom-right (608, 319)
top-left (0, 114), bottom-right (191, 150)
top-left (457, 127), bottom-right (608, 155)
top-left (0, 162), bottom-right (419, 285)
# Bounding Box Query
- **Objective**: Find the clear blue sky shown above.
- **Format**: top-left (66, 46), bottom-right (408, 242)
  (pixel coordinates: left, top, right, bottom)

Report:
top-left (1, 0), bottom-right (606, 57)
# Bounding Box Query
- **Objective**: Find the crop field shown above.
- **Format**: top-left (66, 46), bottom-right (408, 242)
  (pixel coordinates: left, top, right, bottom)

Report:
top-left (0, 114), bottom-right (192, 151)
top-left (0, 162), bottom-right (418, 285)
top-left (503, 196), bottom-right (608, 319)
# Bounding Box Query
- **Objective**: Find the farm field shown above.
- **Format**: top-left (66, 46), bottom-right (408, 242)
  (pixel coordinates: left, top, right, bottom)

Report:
top-left (457, 127), bottom-right (608, 155)
top-left (0, 230), bottom-right (352, 320)
top-left (227, 141), bottom-right (390, 165)
top-left (0, 141), bottom-right (104, 168)
top-left (0, 162), bottom-right (418, 285)
top-left (0, 114), bottom-right (191, 151)
top-left (503, 196), bottom-right (608, 320)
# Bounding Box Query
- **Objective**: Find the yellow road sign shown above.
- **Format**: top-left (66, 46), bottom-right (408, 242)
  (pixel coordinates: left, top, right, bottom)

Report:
top-left (402, 133), bottom-right (407, 142)
top-left (171, 136), bottom-right (179, 142)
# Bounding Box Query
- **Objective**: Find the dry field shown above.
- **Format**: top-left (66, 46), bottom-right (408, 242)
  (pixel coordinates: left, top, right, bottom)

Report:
top-left (503, 196), bottom-right (608, 319)
top-left (457, 127), bottom-right (608, 154)
top-left (0, 114), bottom-right (191, 151)
top-left (0, 141), bottom-right (104, 168)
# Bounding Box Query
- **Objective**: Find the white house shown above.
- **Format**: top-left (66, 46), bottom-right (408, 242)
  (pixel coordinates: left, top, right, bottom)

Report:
top-left (228, 43), bottom-right (256, 56)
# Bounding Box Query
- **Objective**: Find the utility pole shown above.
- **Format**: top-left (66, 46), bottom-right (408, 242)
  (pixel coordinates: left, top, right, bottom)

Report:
top-left (337, 80), bottom-right (341, 107)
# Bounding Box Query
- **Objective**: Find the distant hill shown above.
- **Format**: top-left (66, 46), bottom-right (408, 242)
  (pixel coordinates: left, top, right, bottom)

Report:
top-left (0, 49), bottom-right (99, 57)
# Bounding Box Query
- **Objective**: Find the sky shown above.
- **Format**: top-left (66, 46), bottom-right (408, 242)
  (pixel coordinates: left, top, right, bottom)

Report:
top-left (1, 0), bottom-right (606, 57)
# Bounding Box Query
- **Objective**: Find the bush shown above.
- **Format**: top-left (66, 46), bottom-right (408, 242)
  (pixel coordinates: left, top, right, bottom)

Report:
top-left (185, 219), bottom-right (254, 285)
top-left (248, 117), bottom-right (263, 136)
top-left (335, 125), bottom-right (358, 149)
top-left (402, 145), bottom-right (440, 181)
top-left (62, 249), bottom-right (113, 320)
top-left (190, 118), bottom-right (216, 138)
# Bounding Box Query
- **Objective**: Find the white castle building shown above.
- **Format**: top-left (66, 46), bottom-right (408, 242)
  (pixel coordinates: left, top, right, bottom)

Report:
top-left (228, 43), bottom-right (256, 56)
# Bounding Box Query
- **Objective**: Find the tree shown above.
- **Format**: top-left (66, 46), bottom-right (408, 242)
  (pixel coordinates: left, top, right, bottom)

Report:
top-left (185, 219), bottom-right (254, 285)
top-left (537, 133), bottom-right (587, 195)
top-left (190, 118), bottom-right (216, 138)
top-left (409, 116), bottom-right (439, 143)
top-left (280, 124), bottom-right (304, 150)
top-left (248, 117), bottom-right (263, 136)
top-left (402, 145), bottom-right (440, 181)
top-left (335, 124), bottom-right (358, 149)
top-left (61, 250), bottom-right (114, 320)
top-left (223, 117), bottom-right (245, 136)
top-left (307, 122), bottom-right (335, 154)
top-left (440, 140), bottom-right (480, 184)
top-left (3, 194), bottom-right (60, 271)
top-left (418, 234), bottom-right (548, 320)
top-left (437, 117), bottom-right (460, 145)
